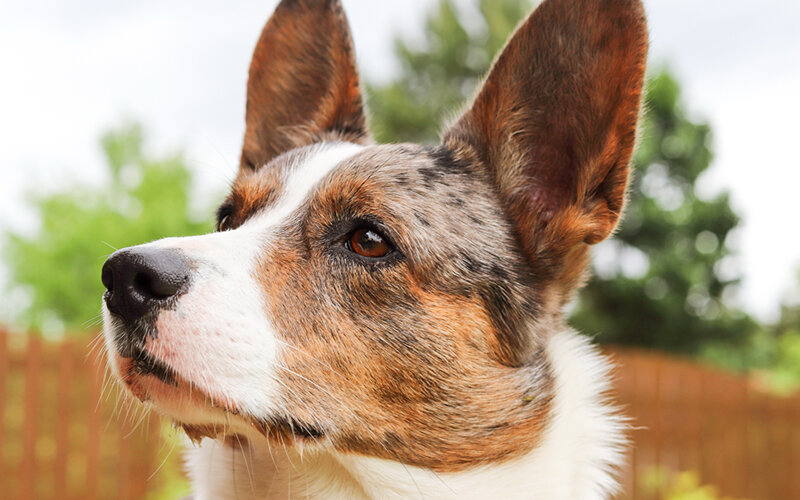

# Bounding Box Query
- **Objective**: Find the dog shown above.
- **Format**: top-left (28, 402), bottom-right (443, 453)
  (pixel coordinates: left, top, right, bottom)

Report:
top-left (101, 0), bottom-right (647, 497)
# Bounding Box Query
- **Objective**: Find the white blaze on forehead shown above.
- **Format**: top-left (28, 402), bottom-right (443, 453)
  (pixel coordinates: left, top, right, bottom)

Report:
top-left (104, 142), bottom-right (365, 419)
top-left (254, 142), bottom-right (366, 231)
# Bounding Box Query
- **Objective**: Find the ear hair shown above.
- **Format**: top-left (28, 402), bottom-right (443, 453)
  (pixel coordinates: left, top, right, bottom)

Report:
top-left (443, 0), bottom-right (648, 297)
top-left (240, 0), bottom-right (370, 172)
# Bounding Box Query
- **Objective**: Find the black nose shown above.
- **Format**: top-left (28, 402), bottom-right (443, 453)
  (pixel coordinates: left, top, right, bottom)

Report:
top-left (102, 247), bottom-right (190, 324)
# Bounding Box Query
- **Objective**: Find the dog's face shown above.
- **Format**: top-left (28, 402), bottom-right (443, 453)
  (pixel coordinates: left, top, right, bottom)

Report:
top-left (101, 0), bottom-right (646, 472)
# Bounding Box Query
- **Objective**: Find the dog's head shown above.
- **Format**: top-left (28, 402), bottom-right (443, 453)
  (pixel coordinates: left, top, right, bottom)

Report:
top-left (101, 0), bottom-right (646, 472)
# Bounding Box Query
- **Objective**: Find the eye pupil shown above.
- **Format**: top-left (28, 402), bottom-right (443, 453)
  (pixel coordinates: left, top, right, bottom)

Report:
top-left (349, 228), bottom-right (391, 258)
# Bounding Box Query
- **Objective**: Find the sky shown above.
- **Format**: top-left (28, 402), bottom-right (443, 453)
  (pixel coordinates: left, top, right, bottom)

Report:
top-left (0, 0), bottom-right (798, 322)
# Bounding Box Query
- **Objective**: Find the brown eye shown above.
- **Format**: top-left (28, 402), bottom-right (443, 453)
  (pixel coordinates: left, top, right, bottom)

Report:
top-left (218, 215), bottom-right (232, 232)
top-left (347, 227), bottom-right (392, 258)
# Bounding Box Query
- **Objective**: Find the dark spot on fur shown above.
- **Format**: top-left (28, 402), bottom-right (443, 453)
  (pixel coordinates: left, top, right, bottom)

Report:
top-left (416, 146), bottom-right (473, 189)
top-left (419, 166), bottom-right (444, 188)
top-left (449, 196), bottom-right (465, 208)
top-left (490, 263), bottom-right (510, 282)
top-left (483, 422), bottom-right (510, 434)
top-left (481, 283), bottom-right (514, 327)
top-left (480, 283), bottom-right (529, 366)
top-left (460, 251), bottom-right (484, 274)
top-left (425, 145), bottom-right (471, 175)
top-left (415, 213), bottom-right (431, 227)
top-left (332, 124), bottom-right (367, 140)
top-left (382, 430), bottom-right (406, 449)
top-left (376, 383), bottom-right (414, 404)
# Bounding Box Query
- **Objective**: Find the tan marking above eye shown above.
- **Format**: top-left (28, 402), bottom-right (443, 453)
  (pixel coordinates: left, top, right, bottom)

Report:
top-left (348, 228), bottom-right (392, 258)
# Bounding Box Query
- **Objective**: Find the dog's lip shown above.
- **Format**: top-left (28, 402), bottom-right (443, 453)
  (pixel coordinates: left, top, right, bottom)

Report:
top-left (125, 345), bottom-right (178, 386)
top-left (178, 415), bottom-right (326, 445)
top-left (114, 347), bottom-right (240, 413)
top-left (114, 348), bottom-right (328, 444)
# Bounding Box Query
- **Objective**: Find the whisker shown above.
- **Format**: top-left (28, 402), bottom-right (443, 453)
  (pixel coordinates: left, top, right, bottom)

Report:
top-left (82, 314), bottom-right (103, 328)
top-left (147, 429), bottom-right (179, 482)
top-left (233, 433), bottom-right (256, 494)
top-left (101, 241), bottom-right (120, 252)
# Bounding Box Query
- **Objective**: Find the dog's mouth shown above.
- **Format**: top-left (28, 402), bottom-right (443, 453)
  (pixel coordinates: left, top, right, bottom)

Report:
top-left (125, 345), bottom-right (178, 386)
top-left (112, 343), bottom-right (326, 445)
top-left (181, 415), bottom-right (326, 445)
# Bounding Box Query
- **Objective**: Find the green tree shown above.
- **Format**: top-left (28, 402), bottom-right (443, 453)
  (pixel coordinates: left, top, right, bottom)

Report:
top-left (3, 122), bottom-right (211, 336)
top-left (368, 0), bottom-right (754, 354)
top-left (368, 0), bottom-right (530, 144)
top-left (765, 288), bottom-right (800, 393)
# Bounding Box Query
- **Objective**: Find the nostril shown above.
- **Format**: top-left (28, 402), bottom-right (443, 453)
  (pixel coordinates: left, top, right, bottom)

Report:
top-left (133, 271), bottom-right (183, 299)
top-left (133, 272), bottom-right (157, 299)
top-left (101, 261), bottom-right (115, 292)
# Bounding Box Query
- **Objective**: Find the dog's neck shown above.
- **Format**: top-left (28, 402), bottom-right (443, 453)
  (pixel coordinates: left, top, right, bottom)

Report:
top-left (185, 330), bottom-right (625, 500)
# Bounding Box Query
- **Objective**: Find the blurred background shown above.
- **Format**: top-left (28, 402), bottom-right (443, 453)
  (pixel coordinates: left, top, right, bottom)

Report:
top-left (0, 0), bottom-right (798, 498)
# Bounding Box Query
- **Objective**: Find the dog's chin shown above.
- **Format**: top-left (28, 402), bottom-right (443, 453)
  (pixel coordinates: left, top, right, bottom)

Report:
top-left (103, 323), bottom-right (326, 447)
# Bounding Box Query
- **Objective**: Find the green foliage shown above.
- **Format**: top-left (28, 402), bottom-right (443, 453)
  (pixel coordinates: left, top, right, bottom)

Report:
top-left (767, 329), bottom-right (800, 393)
top-left (703, 274), bottom-right (800, 393)
top-left (3, 122), bottom-right (211, 336)
top-left (770, 288), bottom-right (800, 391)
top-left (368, 0), bottom-right (754, 355)
top-left (643, 467), bottom-right (748, 500)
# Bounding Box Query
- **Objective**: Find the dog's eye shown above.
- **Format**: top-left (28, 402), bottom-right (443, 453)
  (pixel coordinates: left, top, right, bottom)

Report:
top-left (216, 202), bottom-right (235, 232)
top-left (346, 227), bottom-right (393, 258)
top-left (217, 215), bottom-right (233, 232)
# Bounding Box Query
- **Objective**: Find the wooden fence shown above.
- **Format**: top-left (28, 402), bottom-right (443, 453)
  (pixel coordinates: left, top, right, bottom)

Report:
top-left (1, 328), bottom-right (799, 499)
top-left (611, 348), bottom-right (800, 500)
top-left (0, 329), bottom-right (163, 500)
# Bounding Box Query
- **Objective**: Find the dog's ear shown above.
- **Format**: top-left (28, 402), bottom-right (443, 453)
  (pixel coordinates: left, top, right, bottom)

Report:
top-left (443, 0), bottom-right (647, 296)
top-left (240, 0), bottom-right (369, 171)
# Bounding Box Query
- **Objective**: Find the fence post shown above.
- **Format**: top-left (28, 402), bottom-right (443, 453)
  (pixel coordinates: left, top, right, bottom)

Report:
top-left (54, 339), bottom-right (74, 499)
top-left (85, 344), bottom-right (103, 500)
top-left (0, 329), bottom-right (7, 483)
top-left (21, 336), bottom-right (42, 499)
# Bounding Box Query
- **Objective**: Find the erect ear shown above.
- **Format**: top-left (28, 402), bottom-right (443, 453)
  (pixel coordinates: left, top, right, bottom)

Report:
top-left (444, 0), bottom-right (647, 295)
top-left (240, 0), bottom-right (369, 171)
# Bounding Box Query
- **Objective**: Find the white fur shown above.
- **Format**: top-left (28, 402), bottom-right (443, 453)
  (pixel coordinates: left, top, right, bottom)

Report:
top-left (102, 142), bottom-right (365, 420)
top-left (255, 142), bottom-right (366, 230)
top-left (186, 330), bottom-right (626, 500)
